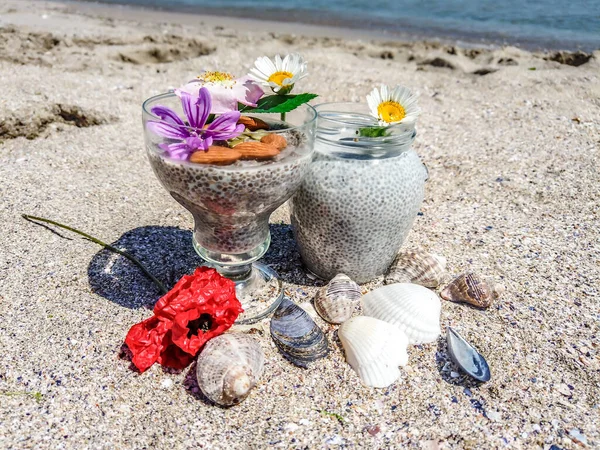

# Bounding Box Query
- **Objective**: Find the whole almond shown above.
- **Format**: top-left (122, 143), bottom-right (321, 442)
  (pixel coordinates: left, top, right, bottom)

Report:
top-left (233, 141), bottom-right (280, 160)
top-left (189, 146), bottom-right (242, 165)
top-left (260, 134), bottom-right (287, 150)
top-left (238, 116), bottom-right (269, 131)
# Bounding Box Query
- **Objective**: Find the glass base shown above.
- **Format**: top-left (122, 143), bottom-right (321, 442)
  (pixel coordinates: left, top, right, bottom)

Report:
top-left (231, 262), bottom-right (283, 324)
top-left (192, 236), bottom-right (283, 324)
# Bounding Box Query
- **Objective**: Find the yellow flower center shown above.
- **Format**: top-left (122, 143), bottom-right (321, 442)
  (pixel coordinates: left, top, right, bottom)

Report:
top-left (198, 71), bottom-right (234, 83)
top-left (377, 101), bottom-right (406, 123)
top-left (268, 71), bottom-right (293, 86)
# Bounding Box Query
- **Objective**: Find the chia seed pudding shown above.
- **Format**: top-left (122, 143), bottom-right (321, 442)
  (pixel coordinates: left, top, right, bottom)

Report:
top-left (148, 139), bottom-right (312, 261)
top-left (290, 105), bottom-right (428, 284)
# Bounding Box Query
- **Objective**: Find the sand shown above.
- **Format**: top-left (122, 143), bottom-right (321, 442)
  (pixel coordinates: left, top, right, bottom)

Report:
top-left (0, 0), bottom-right (599, 448)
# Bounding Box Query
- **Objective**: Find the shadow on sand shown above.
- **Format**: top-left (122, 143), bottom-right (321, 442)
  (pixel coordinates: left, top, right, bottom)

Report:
top-left (87, 223), bottom-right (306, 310)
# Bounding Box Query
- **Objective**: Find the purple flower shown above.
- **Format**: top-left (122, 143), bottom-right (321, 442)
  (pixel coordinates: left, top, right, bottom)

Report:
top-left (147, 87), bottom-right (245, 160)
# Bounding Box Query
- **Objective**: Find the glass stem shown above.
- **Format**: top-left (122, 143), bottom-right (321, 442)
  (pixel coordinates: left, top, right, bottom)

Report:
top-left (215, 263), bottom-right (253, 282)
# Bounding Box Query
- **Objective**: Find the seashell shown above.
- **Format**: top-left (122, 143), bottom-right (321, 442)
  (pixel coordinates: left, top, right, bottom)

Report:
top-left (385, 249), bottom-right (447, 287)
top-left (270, 298), bottom-right (329, 368)
top-left (196, 333), bottom-right (264, 406)
top-left (338, 316), bottom-right (409, 388)
top-left (440, 272), bottom-right (503, 309)
top-left (361, 283), bottom-right (441, 344)
top-left (446, 327), bottom-right (491, 382)
top-left (314, 274), bottom-right (361, 324)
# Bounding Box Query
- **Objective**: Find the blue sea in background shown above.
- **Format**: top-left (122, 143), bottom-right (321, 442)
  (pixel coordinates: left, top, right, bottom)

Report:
top-left (93, 0), bottom-right (600, 51)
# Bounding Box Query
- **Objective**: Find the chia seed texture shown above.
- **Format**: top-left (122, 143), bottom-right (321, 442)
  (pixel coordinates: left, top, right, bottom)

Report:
top-left (149, 143), bottom-right (312, 256)
top-left (290, 146), bottom-right (427, 283)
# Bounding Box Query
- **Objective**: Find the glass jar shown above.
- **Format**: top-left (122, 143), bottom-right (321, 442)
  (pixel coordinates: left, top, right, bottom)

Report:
top-left (289, 102), bottom-right (428, 284)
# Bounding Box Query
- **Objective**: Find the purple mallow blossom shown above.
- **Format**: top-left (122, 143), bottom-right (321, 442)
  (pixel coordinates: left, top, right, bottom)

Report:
top-left (147, 87), bottom-right (245, 160)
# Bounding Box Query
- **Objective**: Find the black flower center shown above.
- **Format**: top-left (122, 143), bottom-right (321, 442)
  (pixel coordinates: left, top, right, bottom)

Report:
top-left (187, 313), bottom-right (213, 338)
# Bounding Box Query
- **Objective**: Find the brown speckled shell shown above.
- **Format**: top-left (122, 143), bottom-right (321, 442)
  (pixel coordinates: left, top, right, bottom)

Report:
top-left (440, 272), bottom-right (497, 309)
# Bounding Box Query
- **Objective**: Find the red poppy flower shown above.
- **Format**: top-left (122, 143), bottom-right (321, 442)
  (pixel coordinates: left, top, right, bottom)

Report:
top-left (124, 267), bottom-right (243, 373)
top-left (124, 315), bottom-right (171, 372)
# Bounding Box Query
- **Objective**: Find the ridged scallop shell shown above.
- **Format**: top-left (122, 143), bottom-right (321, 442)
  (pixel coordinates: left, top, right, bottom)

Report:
top-left (270, 298), bottom-right (329, 368)
top-left (314, 274), bottom-right (361, 324)
top-left (440, 272), bottom-right (503, 309)
top-left (196, 333), bottom-right (264, 406)
top-left (361, 283), bottom-right (441, 344)
top-left (338, 316), bottom-right (409, 388)
top-left (447, 327), bottom-right (491, 382)
top-left (385, 249), bottom-right (447, 287)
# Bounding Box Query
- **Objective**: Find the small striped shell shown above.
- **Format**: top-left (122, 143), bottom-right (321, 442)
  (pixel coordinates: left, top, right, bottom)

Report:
top-left (361, 283), bottom-right (441, 344)
top-left (385, 249), bottom-right (447, 287)
top-left (314, 274), bottom-right (361, 324)
top-left (338, 316), bottom-right (409, 388)
top-left (440, 272), bottom-right (502, 309)
top-left (196, 333), bottom-right (264, 407)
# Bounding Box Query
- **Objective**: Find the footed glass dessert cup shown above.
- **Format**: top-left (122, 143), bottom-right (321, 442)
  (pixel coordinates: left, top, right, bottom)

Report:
top-left (143, 93), bottom-right (317, 323)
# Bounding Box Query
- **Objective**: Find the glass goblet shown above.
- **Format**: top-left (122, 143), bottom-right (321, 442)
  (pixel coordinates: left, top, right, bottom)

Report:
top-left (143, 93), bottom-right (317, 323)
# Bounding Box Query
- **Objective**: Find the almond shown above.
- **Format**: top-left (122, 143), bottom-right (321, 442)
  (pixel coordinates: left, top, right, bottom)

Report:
top-left (189, 146), bottom-right (242, 165)
top-left (238, 116), bottom-right (270, 131)
top-left (233, 141), bottom-right (280, 160)
top-left (260, 133), bottom-right (287, 150)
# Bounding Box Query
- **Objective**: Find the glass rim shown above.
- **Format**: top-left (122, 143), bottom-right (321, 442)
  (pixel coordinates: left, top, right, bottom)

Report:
top-left (313, 101), bottom-right (416, 154)
top-left (142, 92), bottom-right (318, 133)
top-left (314, 101), bottom-right (416, 133)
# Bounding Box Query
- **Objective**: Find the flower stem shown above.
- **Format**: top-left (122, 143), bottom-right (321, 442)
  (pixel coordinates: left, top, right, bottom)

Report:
top-left (22, 214), bottom-right (168, 295)
top-left (0, 391), bottom-right (44, 402)
top-left (280, 112), bottom-right (286, 122)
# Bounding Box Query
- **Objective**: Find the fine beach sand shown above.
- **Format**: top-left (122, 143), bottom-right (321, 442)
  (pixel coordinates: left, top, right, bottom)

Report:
top-left (1, 1), bottom-right (599, 448)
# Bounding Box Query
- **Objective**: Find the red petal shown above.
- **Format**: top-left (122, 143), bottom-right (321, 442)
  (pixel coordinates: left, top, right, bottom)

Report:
top-left (157, 331), bottom-right (195, 369)
top-left (124, 315), bottom-right (172, 372)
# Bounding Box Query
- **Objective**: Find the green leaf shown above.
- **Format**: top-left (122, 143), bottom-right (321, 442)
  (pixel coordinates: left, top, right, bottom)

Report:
top-left (241, 95), bottom-right (289, 112)
top-left (528, 67), bottom-right (536, 71)
top-left (241, 93), bottom-right (318, 114)
top-left (319, 409), bottom-right (346, 425)
top-left (358, 126), bottom-right (389, 137)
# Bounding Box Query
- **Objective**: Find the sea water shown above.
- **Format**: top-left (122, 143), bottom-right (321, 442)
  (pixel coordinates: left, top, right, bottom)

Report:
top-left (94, 0), bottom-right (600, 51)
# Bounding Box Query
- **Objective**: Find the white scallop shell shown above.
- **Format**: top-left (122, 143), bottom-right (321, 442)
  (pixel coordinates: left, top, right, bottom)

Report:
top-left (385, 249), bottom-right (447, 287)
top-left (338, 316), bottom-right (409, 388)
top-left (196, 333), bottom-right (264, 406)
top-left (314, 274), bottom-right (361, 324)
top-left (361, 283), bottom-right (441, 344)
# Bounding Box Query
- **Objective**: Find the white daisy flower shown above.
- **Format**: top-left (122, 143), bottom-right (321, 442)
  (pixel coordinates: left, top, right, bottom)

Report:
top-left (366, 84), bottom-right (421, 126)
top-left (248, 53), bottom-right (308, 95)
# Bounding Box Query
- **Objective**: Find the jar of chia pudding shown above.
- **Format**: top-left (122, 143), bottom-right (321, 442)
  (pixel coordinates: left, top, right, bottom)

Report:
top-left (289, 102), bottom-right (427, 284)
top-left (143, 92), bottom-right (317, 323)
